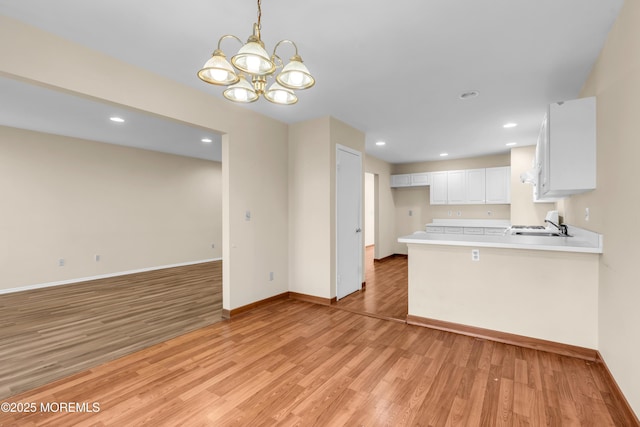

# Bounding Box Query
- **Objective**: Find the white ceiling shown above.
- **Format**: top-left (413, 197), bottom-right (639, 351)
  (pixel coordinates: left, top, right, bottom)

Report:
top-left (0, 77), bottom-right (222, 161)
top-left (0, 0), bottom-right (624, 164)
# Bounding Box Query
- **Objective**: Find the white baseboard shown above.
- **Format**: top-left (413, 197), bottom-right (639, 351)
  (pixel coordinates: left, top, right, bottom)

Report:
top-left (0, 258), bottom-right (222, 295)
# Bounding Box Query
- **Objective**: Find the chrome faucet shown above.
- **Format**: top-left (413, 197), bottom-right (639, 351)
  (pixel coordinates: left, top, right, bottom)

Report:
top-left (545, 219), bottom-right (569, 236)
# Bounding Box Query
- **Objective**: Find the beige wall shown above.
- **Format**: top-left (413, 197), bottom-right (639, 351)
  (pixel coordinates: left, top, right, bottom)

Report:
top-left (407, 244), bottom-right (599, 348)
top-left (364, 155), bottom-right (396, 259)
top-left (288, 117), bottom-right (365, 299)
top-left (364, 173), bottom-right (375, 246)
top-left (330, 118), bottom-right (366, 299)
top-left (392, 187), bottom-right (430, 254)
top-left (4, 9), bottom-right (638, 415)
top-left (393, 152), bottom-right (510, 174)
top-left (0, 126), bottom-right (221, 291)
top-left (288, 117), bottom-right (332, 298)
top-left (563, 0), bottom-right (640, 414)
top-left (0, 16), bottom-right (290, 310)
top-left (510, 145), bottom-right (556, 225)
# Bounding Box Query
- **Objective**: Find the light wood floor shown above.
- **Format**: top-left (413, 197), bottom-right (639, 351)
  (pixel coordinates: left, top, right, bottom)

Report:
top-left (334, 246), bottom-right (408, 321)
top-left (1, 299), bottom-right (635, 426)
top-left (0, 261), bottom-right (222, 399)
top-left (1, 254), bottom-right (637, 426)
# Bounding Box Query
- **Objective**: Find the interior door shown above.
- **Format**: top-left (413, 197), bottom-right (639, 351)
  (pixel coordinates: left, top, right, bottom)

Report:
top-left (336, 145), bottom-right (362, 300)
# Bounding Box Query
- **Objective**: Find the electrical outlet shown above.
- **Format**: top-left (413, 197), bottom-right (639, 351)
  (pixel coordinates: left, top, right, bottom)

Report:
top-left (211, 243), bottom-right (215, 248)
top-left (269, 272), bottom-right (274, 281)
top-left (487, 211), bottom-right (492, 216)
top-left (245, 210), bottom-right (251, 221)
top-left (95, 254), bottom-right (100, 262)
top-left (457, 211), bottom-right (462, 217)
top-left (448, 210), bottom-right (452, 216)
top-left (409, 210), bottom-right (413, 216)
top-left (471, 249), bottom-right (480, 261)
top-left (585, 207), bottom-right (590, 221)
top-left (58, 258), bottom-right (65, 267)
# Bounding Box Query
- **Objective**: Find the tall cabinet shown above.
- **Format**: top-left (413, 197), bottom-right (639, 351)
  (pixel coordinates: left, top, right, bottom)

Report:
top-left (536, 96), bottom-right (596, 199)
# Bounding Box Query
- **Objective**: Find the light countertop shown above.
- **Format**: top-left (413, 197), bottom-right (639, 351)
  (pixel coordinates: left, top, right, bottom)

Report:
top-left (427, 219), bottom-right (511, 228)
top-left (400, 225), bottom-right (602, 254)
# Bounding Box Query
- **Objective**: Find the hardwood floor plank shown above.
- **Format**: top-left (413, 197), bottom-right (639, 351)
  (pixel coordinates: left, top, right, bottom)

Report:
top-left (457, 365), bottom-right (491, 426)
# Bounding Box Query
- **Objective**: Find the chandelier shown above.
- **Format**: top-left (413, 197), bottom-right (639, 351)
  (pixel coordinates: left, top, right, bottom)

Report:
top-left (197, 0), bottom-right (315, 105)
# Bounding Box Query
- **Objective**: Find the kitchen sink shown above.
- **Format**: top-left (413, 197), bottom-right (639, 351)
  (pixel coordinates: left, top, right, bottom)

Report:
top-left (513, 231), bottom-right (565, 237)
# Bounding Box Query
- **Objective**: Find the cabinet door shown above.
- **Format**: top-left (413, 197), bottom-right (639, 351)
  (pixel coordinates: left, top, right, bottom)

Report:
top-left (429, 172), bottom-right (448, 205)
top-left (546, 97), bottom-right (596, 196)
top-left (446, 170), bottom-right (465, 204)
top-left (486, 167), bottom-right (511, 204)
top-left (538, 115), bottom-right (550, 196)
top-left (390, 174), bottom-right (411, 187)
top-left (465, 169), bottom-right (486, 204)
top-left (410, 172), bottom-right (430, 186)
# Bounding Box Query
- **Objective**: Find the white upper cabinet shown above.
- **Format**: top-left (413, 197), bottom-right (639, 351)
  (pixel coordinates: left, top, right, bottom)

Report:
top-left (485, 166), bottom-right (511, 204)
top-left (394, 167), bottom-right (510, 205)
top-left (537, 96), bottom-right (596, 199)
top-left (465, 169), bottom-right (487, 204)
top-left (410, 172), bottom-right (430, 186)
top-left (390, 174), bottom-right (412, 187)
top-left (429, 171), bottom-right (448, 205)
top-left (446, 170), bottom-right (465, 204)
top-left (447, 169), bottom-right (486, 204)
top-left (390, 172), bottom-right (430, 187)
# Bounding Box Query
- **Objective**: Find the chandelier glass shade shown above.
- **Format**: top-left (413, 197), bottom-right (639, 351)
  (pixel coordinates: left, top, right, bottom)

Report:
top-left (197, 0), bottom-right (315, 105)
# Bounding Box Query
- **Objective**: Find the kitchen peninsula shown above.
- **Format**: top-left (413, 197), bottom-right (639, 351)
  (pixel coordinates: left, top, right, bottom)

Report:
top-left (399, 226), bottom-right (603, 358)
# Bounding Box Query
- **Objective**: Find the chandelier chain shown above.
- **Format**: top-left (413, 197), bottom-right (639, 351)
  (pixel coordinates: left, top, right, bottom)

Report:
top-left (257, 0), bottom-right (262, 29)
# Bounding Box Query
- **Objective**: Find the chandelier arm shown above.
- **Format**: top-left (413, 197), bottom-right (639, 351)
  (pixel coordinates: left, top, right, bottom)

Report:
top-left (271, 55), bottom-right (284, 69)
top-left (216, 34), bottom-right (244, 51)
top-left (272, 39), bottom-right (300, 58)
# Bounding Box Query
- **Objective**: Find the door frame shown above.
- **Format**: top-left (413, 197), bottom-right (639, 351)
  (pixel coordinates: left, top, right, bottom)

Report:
top-left (335, 144), bottom-right (363, 300)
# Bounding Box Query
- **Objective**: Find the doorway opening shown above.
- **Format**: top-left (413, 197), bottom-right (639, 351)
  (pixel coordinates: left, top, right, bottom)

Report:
top-left (335, 171), bottom-right (408, 321)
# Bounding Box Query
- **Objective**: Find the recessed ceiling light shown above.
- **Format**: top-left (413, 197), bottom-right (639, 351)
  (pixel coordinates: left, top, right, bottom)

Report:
top-left (459, 90), bottom-right (479, 100)
top-left (375, 141), bottom-right (386, 146)
top-left (201, 138), bottom-right (213, 143)
top-left (503, 122), bottom-right (517, 128)
top-left (109, 117), bottom-right (125, 123)
top-left (506, 142), bottom-right (517, 146)
top-left (440, 153), bottom-right (449, 157)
